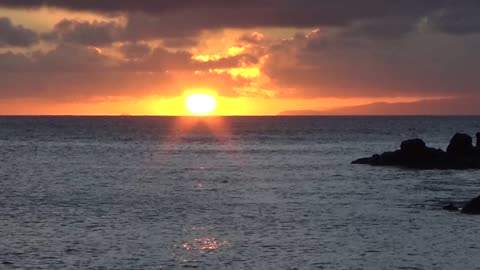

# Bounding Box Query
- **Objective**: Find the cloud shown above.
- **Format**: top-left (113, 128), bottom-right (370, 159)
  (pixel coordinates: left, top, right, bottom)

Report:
top-left (2, 1), bottom-right (480, 104)
top-left (161, 38), bottom-right (198, 48)
top-left (0, 42), bottom-right (254, 100)
top-left (259, 27), bottom-right (480, 98)
top-left (118, 42), bottom-right (151, 59)
top-left (428, 1), bottom-right (480, 35)
top-left (343, 16), bottom-right (420, 39)
top-left (3, 1), bottom-right (480, 38)
top-left (0, 1), bottom-right (437, 23)
top-left (8, 1), bottom-right (480, 50)
top-left (43, 19), bottom-right (123, 46)
top-left (238, 32), bottom-right (265, 44)
top-left (0, 17), bottom-right (39, 47)
top-left (0, 51), bottom-right (32, 71)
top-left (40, 16), bottom-right (203, 48)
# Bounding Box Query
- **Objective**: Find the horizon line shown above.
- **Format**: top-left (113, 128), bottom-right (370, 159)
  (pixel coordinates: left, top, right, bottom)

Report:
top-left (1, 114), bottom-right (480, 117)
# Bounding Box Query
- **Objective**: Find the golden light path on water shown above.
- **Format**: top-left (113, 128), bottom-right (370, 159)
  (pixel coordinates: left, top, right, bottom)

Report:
top-left (181, 237), bottom-right (229, 252)
top-left (154, 91), bottom-right (239, 265)
top-left (158, 116), bottom-right (240, 266)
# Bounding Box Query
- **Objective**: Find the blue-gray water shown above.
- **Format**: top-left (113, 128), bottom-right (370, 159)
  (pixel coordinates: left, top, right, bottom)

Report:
top-left (1, 116), bottom-right (480, 269)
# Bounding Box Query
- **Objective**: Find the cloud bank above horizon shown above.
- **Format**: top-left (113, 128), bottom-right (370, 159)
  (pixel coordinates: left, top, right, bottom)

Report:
top-left (0, 1), bottom-right (480, 114)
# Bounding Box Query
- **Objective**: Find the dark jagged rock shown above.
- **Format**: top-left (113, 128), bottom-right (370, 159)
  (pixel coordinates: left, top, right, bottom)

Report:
top-left (401, 138), bottom-right (425, 154)
top-left (447, 133), bottom-right (474, 156)
top-left (477, 133), bottom-right (480, 148)
top-left (443, 203), bottom-right (459, 212)
top-left (352, 133), bottom-right (480, 169)
top-left (461, 195), bottom-right (480, 215)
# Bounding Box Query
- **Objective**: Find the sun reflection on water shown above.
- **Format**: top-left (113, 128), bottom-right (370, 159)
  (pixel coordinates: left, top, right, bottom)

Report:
top-left (181, 238), bottom-right (229, 253)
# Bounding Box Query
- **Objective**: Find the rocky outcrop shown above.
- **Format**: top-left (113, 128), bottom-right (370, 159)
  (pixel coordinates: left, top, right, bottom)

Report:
top-left (447, 133), bottom-right (474, 156)
top-left (461, 195), bottom-right (480, 215)
top-left (443, 202), bottom-right (459, 212)
top-left (477, 133), bottom-right (480, 148)
top-left (352, 133), bottom-right (480, 169)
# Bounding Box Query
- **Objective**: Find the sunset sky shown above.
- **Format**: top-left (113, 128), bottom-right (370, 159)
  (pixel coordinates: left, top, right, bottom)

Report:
top-left (1, 1), bottom-right (480, 115)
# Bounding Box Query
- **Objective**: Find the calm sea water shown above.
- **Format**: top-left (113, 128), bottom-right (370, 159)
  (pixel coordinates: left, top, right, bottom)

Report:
top-left (1, 116), bottom-right (480, 269)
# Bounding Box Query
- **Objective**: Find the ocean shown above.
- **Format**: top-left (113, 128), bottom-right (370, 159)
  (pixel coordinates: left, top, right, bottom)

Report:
top-left (1, 116), bottom-right (480, 269)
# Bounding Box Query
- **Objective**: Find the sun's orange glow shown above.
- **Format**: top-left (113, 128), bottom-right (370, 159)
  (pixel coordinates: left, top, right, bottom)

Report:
top-left (185, 93), bottom-right (217, 115)
top-left (212, 67), bottom-right (261, 79)
top-left (193, 54), bottom-right (222, 62)
top-left (228, 46), bottom-right (245, 56)
top-left (0, 96), bottom-right (437, 116)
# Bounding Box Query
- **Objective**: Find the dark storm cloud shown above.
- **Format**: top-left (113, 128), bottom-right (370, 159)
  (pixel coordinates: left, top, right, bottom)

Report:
top-left (161, 38), bottom-right (198, 49)
top-left (0, 17), bottom-right (39, 47)
top-left (43, 19), bottom-right (123, 46)
top-left (3, 1), bottom-right (480, 36)
top-left (0, 0), bottom-right (249, 13)
top-left (344, 16), bottom-right (419, 39)
top-left (10, 0), bottom-right (479, 50)
top-left (40, 16), bottom-right (202, 47)
top-left (262, 29), bottom-right (480, 98)
top-left (0, 1), bottom-right (445, 28)
top-left (118, 42), bottom-right (151, 59)
top-left (428, 1), bottom-right (480, 35)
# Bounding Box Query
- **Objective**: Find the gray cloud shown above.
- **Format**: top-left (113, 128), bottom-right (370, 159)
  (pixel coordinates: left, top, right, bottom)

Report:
top-left (3, 1), bottom-right (480, 37)
top-left (262, 28), bottom-right (480, 98)
top-left (41, 16), bottom-right (203, 47)
top-left (2, 1), bottom-right (480, 102)
top-left (15, 1), bottom-right (480, 51)
top-left (0, 0), bottom-right (248, 14)
top-left (43, 19), bottom-right (123, 46)
top-left (162, 38), bottom-right (199, 48)
top-left (428, 2), bottom-right (480, 35)
top-left (0, 1), bottom-right (439, 26)
top-left (119, 42), bottom-right (152, 59)
top-left (0, 17), bottom-right (39, 47)
top-left (344, 16), bottom-right (420, 39)
top-left (0, 43), bottom-right (254, 99)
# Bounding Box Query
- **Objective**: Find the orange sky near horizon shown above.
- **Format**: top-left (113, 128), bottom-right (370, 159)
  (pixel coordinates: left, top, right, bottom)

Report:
top-left (0, 95), bottom-right (429, 116)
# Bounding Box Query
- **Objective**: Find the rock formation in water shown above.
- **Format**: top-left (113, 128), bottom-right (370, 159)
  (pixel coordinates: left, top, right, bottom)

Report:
top-left (461, 195), bottom-right (480, 215)
top-left (442, 203), bottom-right (459, 212)
top-left (442, 197), bottom-right (480, 215)
top-left (477, 133), bottom-right (480, 149)
top-left (352, 133), bottom-right (480, 169)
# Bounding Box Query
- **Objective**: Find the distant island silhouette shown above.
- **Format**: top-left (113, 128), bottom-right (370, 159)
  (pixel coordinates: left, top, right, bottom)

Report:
top-left (278, 98), bottom-right (480, 115)
top-left (352, 133), bottom-right (480, 170)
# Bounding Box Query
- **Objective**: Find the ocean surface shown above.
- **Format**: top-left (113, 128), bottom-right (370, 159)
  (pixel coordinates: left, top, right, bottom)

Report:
top-left (1, 116), bottom-right (480, 270)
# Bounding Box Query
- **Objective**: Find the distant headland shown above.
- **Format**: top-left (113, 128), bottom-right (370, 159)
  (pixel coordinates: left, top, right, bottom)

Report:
top-left (278, 98), bottom-right (480, 116)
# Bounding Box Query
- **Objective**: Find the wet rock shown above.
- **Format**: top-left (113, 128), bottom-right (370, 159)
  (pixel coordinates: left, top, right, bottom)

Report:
top-left (352, 133), bottom-right (480, 170)
top-left (400, 138), bottom-right (426, 155)
top-left (443, 203), bottom-right (459, 212)
top-left (447, 133), bottom-right (474, 156)
top-left (461, 195), bottom-right (480, 215)
top-left (477, 133), bottom-right (480, 148)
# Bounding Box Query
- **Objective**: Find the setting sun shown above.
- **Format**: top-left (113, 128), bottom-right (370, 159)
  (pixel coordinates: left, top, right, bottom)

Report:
top-left (185, 93), bottom-right (217, 115)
